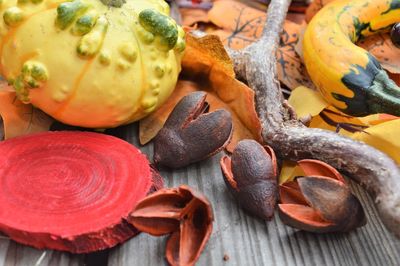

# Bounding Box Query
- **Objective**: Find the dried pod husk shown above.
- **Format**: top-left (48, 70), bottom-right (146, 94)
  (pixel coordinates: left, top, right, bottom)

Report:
top-left (297, 159), bottom-right (345, 183)
top-left (220, 139), bottom-right (278, 220)
top-left (279, 176), bottom-right (366, 233)
top-left (129, 185), bottom-right (213, 266)
top-left (154, 91), bottom-right (233, 169)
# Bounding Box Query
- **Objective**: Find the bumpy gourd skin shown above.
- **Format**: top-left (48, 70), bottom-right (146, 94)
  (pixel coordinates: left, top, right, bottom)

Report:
top-left (303, 0), bottom-right (400, 116)
top-left (0, 0), bottom-right (185, 128)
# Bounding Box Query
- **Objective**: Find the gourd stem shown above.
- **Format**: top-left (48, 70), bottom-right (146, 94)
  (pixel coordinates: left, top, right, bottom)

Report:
top-left (367, 70), bottom-right (400, 116)
top-left (99, 0), bottom-right (125, 8)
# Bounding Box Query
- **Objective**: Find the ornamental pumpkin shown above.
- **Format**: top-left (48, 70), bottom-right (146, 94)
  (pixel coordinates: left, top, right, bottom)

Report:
top-left (303, 0), bottom-right (400, 117)
top-left (0, 0), bottom-right (185, 128)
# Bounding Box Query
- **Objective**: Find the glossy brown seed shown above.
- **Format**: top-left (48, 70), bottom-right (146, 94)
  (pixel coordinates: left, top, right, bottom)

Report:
top-left (154, 91), bottom-right (233, 169)
top-left (129, 185), bottom-right (213, 266)
top-left (220, 139), bottom-right (278, 220)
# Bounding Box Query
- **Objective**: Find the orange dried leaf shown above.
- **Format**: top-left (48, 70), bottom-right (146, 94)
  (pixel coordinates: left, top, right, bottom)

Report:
top-left (305, 0), bottom-right (335, 23)
top-left (207, 0), bottom-right (265, 49)
top-left (358, 33), bottom-right (400, 74)
top-left (179, 8), bottom-right (210, 27)
top-left (0, 89), bottom-right (54, 140)
top-left (206, 0), bottom-right (313, 90)
top-left (139, 33), bottom-right (262, 152)
top-left (277, 21), bottom-right (315, 90)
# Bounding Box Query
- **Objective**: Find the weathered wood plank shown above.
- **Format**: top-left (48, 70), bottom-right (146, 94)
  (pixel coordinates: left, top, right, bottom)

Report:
top-left (0, 123), bottom-right (398, 265)
top-left (0, 239), bottom-right (84, 266)
top-left (108, 124), bottom-right (400, 266)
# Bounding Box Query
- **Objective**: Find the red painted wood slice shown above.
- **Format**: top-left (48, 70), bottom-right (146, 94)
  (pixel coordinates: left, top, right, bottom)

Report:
top-left (0, 131), bottom-right (155, 253)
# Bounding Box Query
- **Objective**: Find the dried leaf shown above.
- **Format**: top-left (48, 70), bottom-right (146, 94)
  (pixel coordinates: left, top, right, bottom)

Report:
top-left (305, 0), bottom-right (334, 23)
top-left (207, 0), bottom-right (265, 49)
top-left (140, 33), bottom-right (262, 151)
top-left (352, 119), bottom-right (400, 164)
top-left (358, 33), bottom-right (400, 74)
top-left (0, 88), bottom-right (54, 139)
top-left (279, 160), bottom-right (305, 184)
top-left (206, 0), bottom-right (314, 89)
top-left (179, 8), bottom-right (210, 26)
top-left (288, 85), bottom-right (400, 162)
top-left (288, 86), bottom-right (328, 118)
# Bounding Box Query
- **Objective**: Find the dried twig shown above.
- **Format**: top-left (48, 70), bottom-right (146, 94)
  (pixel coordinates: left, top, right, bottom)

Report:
top-left (228, 0), bottom-right (400, 237)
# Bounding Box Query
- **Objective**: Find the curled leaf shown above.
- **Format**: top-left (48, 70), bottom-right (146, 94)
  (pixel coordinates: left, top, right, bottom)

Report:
top-left (288, 86), bottom-right (400, 142)
top-left (358, 33), bottom-right (400, 74)
top-left (0, 90), bottom-right (54, 140)
top-left (130, 185), bottom-right (213, 266)
top-left (288, 86), bottom-right (328, 119)
top-left (352, 119), bottom-right (400, 164)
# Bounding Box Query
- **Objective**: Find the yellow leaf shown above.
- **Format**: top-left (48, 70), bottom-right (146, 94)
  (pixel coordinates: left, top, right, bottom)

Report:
top-left (288, 86), bottom-right (328, 118)
top-left (0, 91), bottom-right (54, 139)
top-left (352, 119), bottom-right (400, 164)
top-left (279, 161), bottom-right (305, 184)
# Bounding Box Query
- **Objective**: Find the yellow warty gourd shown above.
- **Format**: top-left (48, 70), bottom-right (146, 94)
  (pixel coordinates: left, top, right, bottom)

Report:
top-left (303, 0), bottom-right (400, 116)
top-left (0, 0), bottom-right (185, 128)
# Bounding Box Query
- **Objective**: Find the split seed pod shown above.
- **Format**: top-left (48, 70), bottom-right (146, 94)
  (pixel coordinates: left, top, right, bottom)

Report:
top-left (220, 139), bottom-right (278, 220)
top-left (279, 160), bottom-right (366, 233)
top-left (129, 185), bottom-right (213, 266)
top-left (153, 91), bottom-right (233, 169)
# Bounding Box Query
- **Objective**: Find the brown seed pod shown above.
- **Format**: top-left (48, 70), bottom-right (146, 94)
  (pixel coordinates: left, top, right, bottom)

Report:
top-left (279, 175), bottom-right (366, 233)
top-left (220, 139), bottom-right (278, 220)
top-left (153, 91), bottom-right (233, 169)
top-left (129, 185), bottom-right (213, 266)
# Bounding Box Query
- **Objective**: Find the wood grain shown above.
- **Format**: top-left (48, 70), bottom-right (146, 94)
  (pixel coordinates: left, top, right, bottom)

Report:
top-left (108, 124), bottom-right (400, 266)
top-left (0, 123), bottom-right (398, 265)
top-left (0, 238), bottom-right (84, 266)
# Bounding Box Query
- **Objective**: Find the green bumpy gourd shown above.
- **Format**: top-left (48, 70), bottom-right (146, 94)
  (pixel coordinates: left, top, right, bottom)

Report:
top-left (72, 11), bottom-right (98, 35)
top-left (56, 0), bottom-right (89, 30)
top-left (139, 8), bottom-right (179, 51)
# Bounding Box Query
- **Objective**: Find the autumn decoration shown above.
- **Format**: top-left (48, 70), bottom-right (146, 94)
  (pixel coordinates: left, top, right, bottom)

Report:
top-left (0, 131), bottom-right (163, 253)
top-left (129, 185), bottom-right (213, 266)
top-left (279, 160), bottom-right (366, 233)
top-left (0, 0), bottom-right (399, 265)
top-left (220, 140), bottom-right (278, 220)
top-left (154, 91), bottom-right (233, 168)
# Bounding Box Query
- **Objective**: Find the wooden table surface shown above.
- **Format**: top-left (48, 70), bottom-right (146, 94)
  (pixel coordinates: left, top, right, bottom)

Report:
top-left (0, 123), bottom-right (399, 266)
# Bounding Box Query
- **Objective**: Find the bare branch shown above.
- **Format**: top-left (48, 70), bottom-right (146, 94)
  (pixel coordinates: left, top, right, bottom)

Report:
top-left (229, 0), bottom-right (400, 238)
